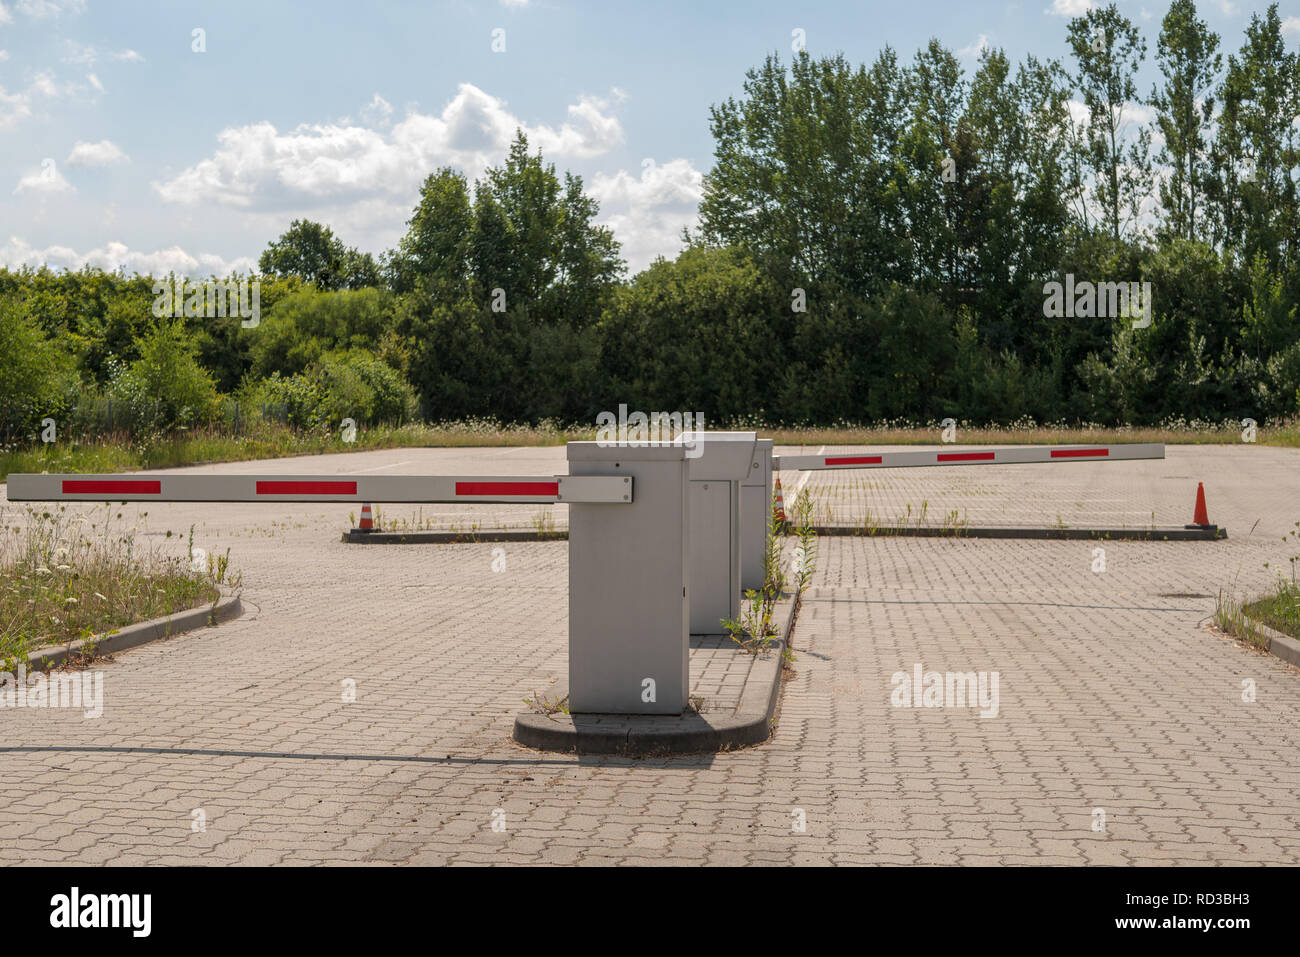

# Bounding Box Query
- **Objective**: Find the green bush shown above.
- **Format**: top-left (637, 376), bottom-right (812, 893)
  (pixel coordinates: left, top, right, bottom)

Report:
top-left (238, 351), bottom-right (414, 432)
top-left (246, 287), bottom-right (393, 379)
top-left (320, 350), bottom-right (414, 423)
top-left (239, 371), bottom-right (326, 431)
top-left (0, 296), bottom-right (75, 442)
top-left (104, 320), bottom-right (219, 434)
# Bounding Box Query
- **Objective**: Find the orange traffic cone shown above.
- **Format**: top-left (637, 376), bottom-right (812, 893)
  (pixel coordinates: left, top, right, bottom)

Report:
top-left (1190, 482), bottom-right (1210, 527)
top-left (358, 502), bottom-right (376, 532)
top-left (773, 477), bottom-right (787, 525)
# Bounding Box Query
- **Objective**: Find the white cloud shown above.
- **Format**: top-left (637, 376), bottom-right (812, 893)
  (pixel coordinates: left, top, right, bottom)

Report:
top-left (0, 236), bottom-right (255, 277)
top-left (1066, 97), bottom-right (1155, 134)
top-left (536, 90), bottom-right (625, 156)
top-left (1046, 0), bottom-right (1092, 15)
top-left (0, 84), bottom-right (31, 128)
top-left (589, 158), bottom-right (704, 274)
top-left (500, 0), bottom-right (530, 7)
top-left (958, 34), bottom-right (990, 58)
top-left (0, 50), bottom-right (8, 61)
top-left (0, 5), bottom-right (12, 25)
top-left (1282, 17), bottom-right (1300, 38)
top-left (1065, 98), bottom-right (1089, 129)
top-left (154, 83), bottom-right (626, 208)
top-left (13, 160), bottom-right (73, 194)
top-left (15, 0), bottom-right (84, 18)
top-left (360, 93), bottom-right (393, 128)
top-left (61, 41), bottom-right (96, 65)
top-left (0, 70), bottom-right (96, 129)
top-left (66, 139), bottom-right (128, 167)
top-left (27, 71), bottom-right (61, 97)
top-left (63, 42), bottom-right (144, 66)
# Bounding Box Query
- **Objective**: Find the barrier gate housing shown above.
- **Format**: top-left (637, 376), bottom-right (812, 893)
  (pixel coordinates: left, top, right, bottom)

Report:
top-left (8, 438), bottom-right (1164, 716)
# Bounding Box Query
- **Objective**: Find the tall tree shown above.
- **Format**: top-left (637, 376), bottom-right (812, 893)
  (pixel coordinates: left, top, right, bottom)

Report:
top-left (259, 220), bottom-right (379, 291)
top-left (902, 39), bottom-right (968, 294)
top-left (698, 51), bottom-right (908, 295)
top-left (388, 168), bottom-right (474, 295)
top-left (1066, 4), bottom-right (1155, 239)
top-left (1209, 4), bottom-right (1300, 268)
top-left (969, 51), bottom-right (1075, 352)
top-left (1151, 0), bottom-right (1221, 244)
top-left (394, 132), bottom-right (622, 421)
top-left (469, 132), bottom-right (623, 318)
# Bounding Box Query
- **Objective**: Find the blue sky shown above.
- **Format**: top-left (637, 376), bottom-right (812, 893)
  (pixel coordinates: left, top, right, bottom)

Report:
top-left (1, 0), bottom-right (1296, 277)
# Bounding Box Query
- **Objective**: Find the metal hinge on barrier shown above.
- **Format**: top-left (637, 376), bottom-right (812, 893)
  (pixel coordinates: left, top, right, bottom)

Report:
top-left (555, 475), bottom-right (633, 503)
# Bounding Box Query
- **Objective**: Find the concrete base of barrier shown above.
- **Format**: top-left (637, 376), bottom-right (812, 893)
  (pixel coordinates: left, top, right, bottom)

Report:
top-left (513, 596), bottom-right (796, 755)
top-left (342, 529), bottom-right (567, 544)
top-left (810, 524), bottom-right (1226, 541)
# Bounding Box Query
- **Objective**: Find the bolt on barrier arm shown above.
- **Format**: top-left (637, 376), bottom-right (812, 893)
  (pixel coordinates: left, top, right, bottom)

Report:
top-left (774, 443), bottom-right (1164, 472)
top-left (6, 473), bottom-right (632, 504)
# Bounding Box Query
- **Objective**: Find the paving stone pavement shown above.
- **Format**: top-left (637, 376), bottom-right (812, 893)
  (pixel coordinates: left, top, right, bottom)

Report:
top-left (0, 443), bottom-right (1297, 865)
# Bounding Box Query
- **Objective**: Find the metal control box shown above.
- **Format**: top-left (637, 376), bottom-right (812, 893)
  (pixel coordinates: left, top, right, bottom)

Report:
top-left (677, 432), bottom-right (757, 635)
top-left (565, 442), bottom-right (690, 714)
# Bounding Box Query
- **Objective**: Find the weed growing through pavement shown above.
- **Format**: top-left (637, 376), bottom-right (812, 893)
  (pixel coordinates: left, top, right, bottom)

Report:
top-left (792, 489), bottom-right (817, 599)
top-left (523, 691), bottom-right (569, 715)
top-left (1216, 588), bottom-right (1271, 651)
top-left (723, 500), bottom-right (787, 654)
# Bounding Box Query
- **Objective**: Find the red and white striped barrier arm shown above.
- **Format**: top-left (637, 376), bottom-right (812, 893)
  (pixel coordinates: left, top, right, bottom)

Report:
top-left (5, 473), bottom-right (632, 504)
top-left (774, 443), bottom-right (1164, 472)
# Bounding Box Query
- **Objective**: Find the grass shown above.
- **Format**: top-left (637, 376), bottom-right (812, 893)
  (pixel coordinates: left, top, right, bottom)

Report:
top-left (363, 506), bottom-right (561, 537)
top-left (1216, 592), bottom-right (1272, 651)
top-left (0, 418), bottom-right (584, 483)
top-left (852, 500), bottom-right (970, 536)
top-left (4, 415), bottom-right (1297, 484)
top-left (0, 504), bottom-right (235, 669)
top-left (761, 416), bottom-right (1300, 449)
top-left (1219, 520), bottom-right (1300, 647)
top-left (1241, 583), bottom-right (1300, 642)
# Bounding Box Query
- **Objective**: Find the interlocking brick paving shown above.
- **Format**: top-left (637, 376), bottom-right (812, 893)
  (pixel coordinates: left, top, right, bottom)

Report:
top-left (1, 444), bottom-right (1297, 865)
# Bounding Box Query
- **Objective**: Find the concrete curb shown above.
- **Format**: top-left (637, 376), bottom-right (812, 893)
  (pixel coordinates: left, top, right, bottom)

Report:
top-left (23, 593), bottom-right (244, 671)
top-left (810, 524), bottom-right (1226, 541)
top-left (512, 594), bottom-right (799, 756)
top-left (1239, 613), bottom-right (1300, 668)
top-left (343, 529), bottom-right (567, 544)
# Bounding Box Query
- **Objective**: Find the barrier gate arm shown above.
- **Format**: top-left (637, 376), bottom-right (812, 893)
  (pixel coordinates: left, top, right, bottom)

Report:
top-left (5, 473), bottom-right (632, 504)
top-left (773, 442), bottom-right (1164, 471)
